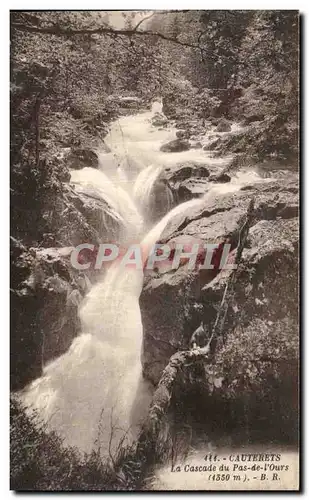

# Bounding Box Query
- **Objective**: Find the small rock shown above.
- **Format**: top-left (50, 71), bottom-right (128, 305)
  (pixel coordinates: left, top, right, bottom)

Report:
top-left (165, 162), bottom-right (210, 185)
top-left (176, 130), bottom-right (190, 140)
top-left (160, 139), bottom-right (190, 153)
top-left (191, 141), bottom-right (203, 149)
top-left (244, 114), bottom-right (265, 125)
top-left (216, 118), bottom-right (232, 132)
top-left (203, 138), bottom-right (221, 151)
top-left (178, 179), bottom-right (209, 201)
top-left (68, 148), bottom-right (99, 169)
top-left (209, 172), bottom-right (231, 183)
top-left (152, 113), bottom-right (168, 128)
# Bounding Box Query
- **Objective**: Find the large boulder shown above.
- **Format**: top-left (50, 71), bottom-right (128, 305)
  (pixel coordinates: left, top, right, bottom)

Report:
top-left (140, 179), bottom-right (299, 385)
top-left (203, 137), bottom-right (221, 151)
top-left (160, 139), bottom-right (190, 153)
top-left (160, 179), bottom-right (299, 244)
top-left (200, 217), bottom-right (298, 334)
top-left (244, 114), bottom-right (265, 125)
top-left (164, 162), bottom-right (210, 202)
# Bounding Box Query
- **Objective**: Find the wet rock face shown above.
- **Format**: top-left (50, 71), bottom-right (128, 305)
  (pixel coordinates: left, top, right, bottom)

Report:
top-left (160, 139), bottom-right (190, 153)
top-left (141, 269), bottom-right (201, 384)
top-left (176, 179), bottom-right (209, 202)
top-left (42, 184), bottom-right (123, 249)
top-left (62, 185), bottom-right (123, 246)
top-left (10, 182), bottom-right (125, 390)
top-left (140, 180), bottom-right (299, 385)
top-left (164, 162), bottom-right (210, 203)
top-left (190, 141), bottom-right (203, 149)
top-left (10, 244), bottom-right (89, 390)
top-left (203, 138), bottom-right (220, 151)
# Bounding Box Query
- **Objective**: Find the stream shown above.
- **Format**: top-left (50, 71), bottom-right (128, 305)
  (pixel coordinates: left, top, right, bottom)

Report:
top-left (20, 101), bottom-right (267, 458)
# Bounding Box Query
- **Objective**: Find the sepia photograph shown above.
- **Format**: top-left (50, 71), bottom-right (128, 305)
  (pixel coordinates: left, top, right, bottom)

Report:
top-left (10, 9), bottom-right (299, 491)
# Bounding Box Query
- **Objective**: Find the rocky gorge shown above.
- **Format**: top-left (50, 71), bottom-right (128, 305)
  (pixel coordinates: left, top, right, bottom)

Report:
top-left (12, 97), bottom-right (299, 454)
top-left (9, 99), bottom-right (299, 499)
top-left (141, 177), bottom-right (299, 383)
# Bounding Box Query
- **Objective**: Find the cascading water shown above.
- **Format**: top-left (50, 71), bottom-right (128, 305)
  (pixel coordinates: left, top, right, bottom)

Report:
top-left (133, 164), bottom-right (174, 225)
top-left (70, 167), bottom-right (143, 240)
top-left (134, 164), bottom-right (163, 208)
top-left (20, 101), bottom-right (267, 457)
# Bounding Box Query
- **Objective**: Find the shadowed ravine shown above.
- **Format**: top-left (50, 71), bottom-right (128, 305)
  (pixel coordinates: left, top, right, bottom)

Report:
top-left (20, 102), bottom-right (267, 456)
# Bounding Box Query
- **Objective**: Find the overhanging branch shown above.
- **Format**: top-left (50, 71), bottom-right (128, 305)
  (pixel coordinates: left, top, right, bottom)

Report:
top-left (10, 21), bottom-right (226, 61)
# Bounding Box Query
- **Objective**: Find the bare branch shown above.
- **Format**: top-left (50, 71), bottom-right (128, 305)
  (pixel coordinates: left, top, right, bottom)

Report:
top-left (132, 9), bottom-right (186, 31)
top-left (10, 20), bottom-right (227, 61)
top-left (133, 12), bottom-right (156, 32)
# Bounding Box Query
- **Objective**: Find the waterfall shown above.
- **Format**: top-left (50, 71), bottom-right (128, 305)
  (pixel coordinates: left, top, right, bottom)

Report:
top-left (19, 102), bottom-right (174, 455)
top-left (21, 165), bottom-right (146, 454)
top-left (20, 101), bottom-right (266, 457)
top-left (133, 164), bottom-right (174, 224)
top-left (70, 167), bottom-right (143, 240)
top-left (141, 197), bottom-right (204, 253)
top-left (133, 164), bottom-right (163, 206)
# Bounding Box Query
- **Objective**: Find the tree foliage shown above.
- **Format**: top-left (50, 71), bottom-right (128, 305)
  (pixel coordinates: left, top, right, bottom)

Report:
top-left (149, 10), bottom-right (299, 162)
